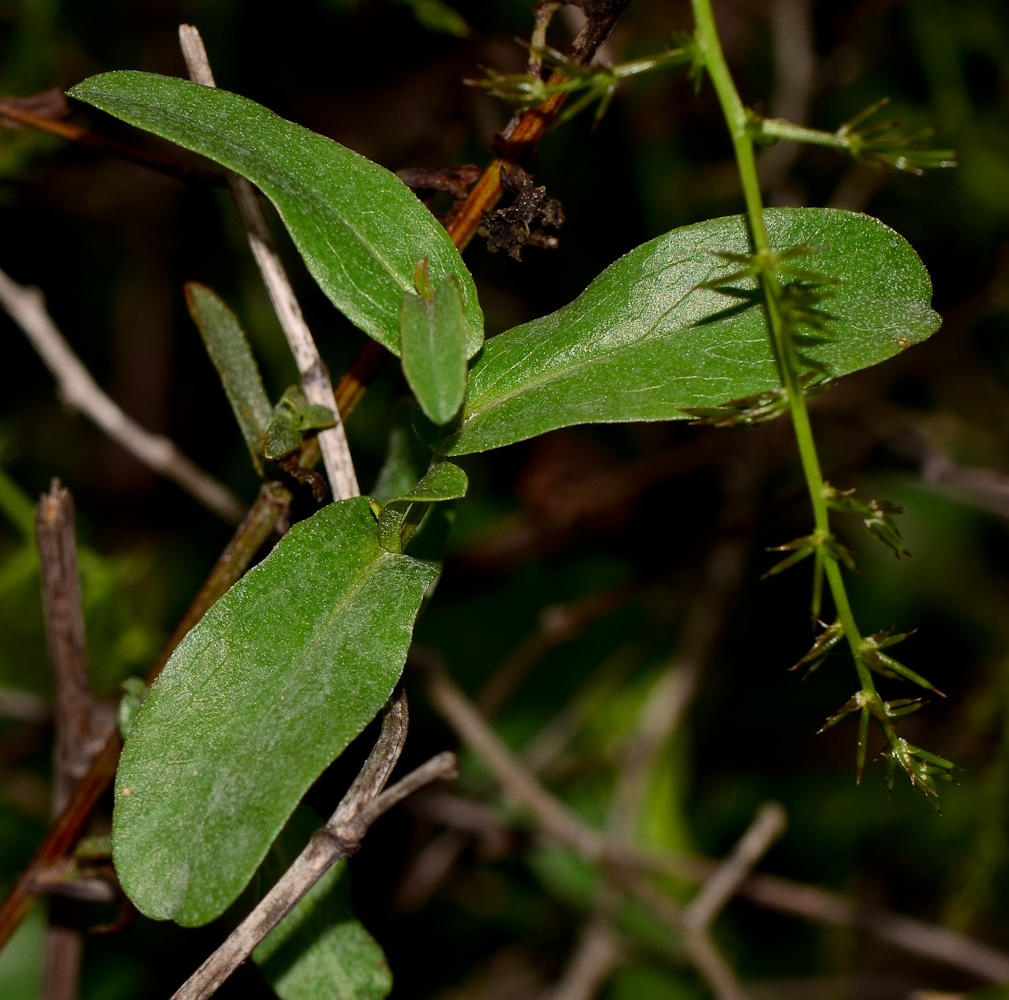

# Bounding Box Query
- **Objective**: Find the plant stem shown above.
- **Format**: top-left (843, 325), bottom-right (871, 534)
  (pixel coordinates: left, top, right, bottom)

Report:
top-left (690, 0), bottom-right (875, 688)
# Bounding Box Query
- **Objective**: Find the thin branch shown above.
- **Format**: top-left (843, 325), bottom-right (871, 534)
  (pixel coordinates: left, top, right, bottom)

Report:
top-left (737, 872), bottom-right (1009, 983)
top-left (685, 802), bottom-right (787, 931)
top-left (446, 0), bottom-right (631, 251)
top-left (0, 97), bottom-right (226, 187)
top-left (421, 653), bottom-right (606, 862)
top-left (420, 655), bottom-right (1009, 984)
top-left (0, 266), bottom-right (244, 523)
top-left (0, 688), bottom-right (49, 724)
top-left (178, 24), bottom-right (359, 501)
top-left (477, 586), bottom-right (632, 717)
top-left (0, 480), bottom-right (290, 953)
top-left (609, 526), bottom-right (748, 845)
top-left (171, 694), bottom-right (456, 1000)
top-left (150, 479), bottom-right (291, 675)
top-left (544, 916), bottom-right (623, 1000)
top-left (36, 480), bottom-right (98, 1000)
top-left (35, 481), bottom-right (95, 812)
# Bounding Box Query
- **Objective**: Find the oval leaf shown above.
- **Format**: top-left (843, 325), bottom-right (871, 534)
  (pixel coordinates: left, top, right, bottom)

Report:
top-left (427, 208), bottom-right (940, 455)
top-left (67, 72), bottom-right (483, 357)
top-left (400, 273), bottom-right (468, 425)
top-left (113, 497), bottom-right (438, 926)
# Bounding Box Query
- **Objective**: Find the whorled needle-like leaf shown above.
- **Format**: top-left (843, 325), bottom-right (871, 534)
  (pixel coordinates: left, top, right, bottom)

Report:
top-left (823, 483), bottom-right (910, 559)
top-left (884, 737), bottom-right (959, 804)
top-left (791, 619), bottom-right (844, 675)
top-left (685, 368), bottom-right (829, 428)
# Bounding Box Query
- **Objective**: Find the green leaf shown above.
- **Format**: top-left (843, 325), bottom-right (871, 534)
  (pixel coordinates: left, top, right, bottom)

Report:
top-left (400, 268), bottom-right (468, 425)
top-left (377, 461), bottom-right (467, 553)
top-left (425, 208), bottom-right (940, 455)
top-left (397, 0), bottom-right (469, 37)
top-left (264, 386), bottom-right (336, 460)
top-left (67, 72), bottom-right (484, 357)
top-left (112, 497), bottom-right (438, 926)
top-left (369, 400), bottom-right (431, 505)
top-left (185, 283), bottom-right (273, 473)
top-left (252, 807), bottom-right (391, 1000)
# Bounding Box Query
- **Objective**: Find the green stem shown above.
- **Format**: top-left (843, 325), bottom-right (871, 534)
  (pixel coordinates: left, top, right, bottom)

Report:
top-left (691, 0), bottom-right (876, 692)
top-left (751, 117), bottom-right (852, 153)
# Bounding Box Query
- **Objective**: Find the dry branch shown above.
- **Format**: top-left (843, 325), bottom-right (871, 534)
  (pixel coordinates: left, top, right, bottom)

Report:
top-left (0, 267), bottom-right (244, 523)
top-left (178, 24), bottom-right (359, 501)
top-left (171, 692), bottom-right (456, 1000)
top-left (420, 654), bottom-right (1009, 985)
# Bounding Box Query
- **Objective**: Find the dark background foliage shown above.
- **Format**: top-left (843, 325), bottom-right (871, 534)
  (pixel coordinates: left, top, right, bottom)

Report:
top-left (2, 0), bottom-right (1009, 997)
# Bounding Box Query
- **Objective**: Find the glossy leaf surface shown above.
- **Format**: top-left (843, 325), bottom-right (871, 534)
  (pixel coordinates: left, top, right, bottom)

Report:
top-left (68, 72), bottom-right (483, 357)
top-left (427, 208), bottom-right (940, 455)
top-left (113, 498), bottom-right (438, 926)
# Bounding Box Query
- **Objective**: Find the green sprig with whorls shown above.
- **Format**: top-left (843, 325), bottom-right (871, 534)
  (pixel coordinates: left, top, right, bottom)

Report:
top-left (690, 0), bottom-right (958, 802)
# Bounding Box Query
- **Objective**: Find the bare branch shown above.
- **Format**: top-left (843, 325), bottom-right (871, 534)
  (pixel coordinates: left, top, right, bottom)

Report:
top-left (0, 267), bottom-right (244, 523)
top-left (0, 688), bottom-right (50, 724)
top-left (36, 481), bottom-right (94, 812)
top-left (178, 24), bottom-right (359, 501)
top-left (170, 693), bottom-right (456, 1000)
top-left (0, 480), bottom-right (293, 955)
top-left (420, 654), bottom-right (1009, 985)
top-left (544, 917), bottom-right (623, 1000)
top-left (421, 653), bottom-right (606, 861)
top-left (685, 802), bottom-right (787, 931)
top-left (738, 872), bottom-right (1009, 983)
top-left (35, 480), bottom-right (113, 1000)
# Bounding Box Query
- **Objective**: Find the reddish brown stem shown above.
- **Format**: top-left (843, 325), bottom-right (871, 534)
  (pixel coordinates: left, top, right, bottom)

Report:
top-left (0, 100), bottom-right (225, 186)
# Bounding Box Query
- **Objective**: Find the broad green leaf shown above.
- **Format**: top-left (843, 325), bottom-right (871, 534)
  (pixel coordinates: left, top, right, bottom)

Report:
top-left (426, 208), bottom-right (940, 455)
top-left (400, 271), bottom-right (468, 426)
top-left (112, 497), bottom-right (438, 926)
top-left (68, 72), bottom-right (483, 357)
top-left (185, 282), bottom-right (272, 472)
top-left (378, 461), bottom-right (467, 553)
top-left (252, 807), bottom-right (391, 1000)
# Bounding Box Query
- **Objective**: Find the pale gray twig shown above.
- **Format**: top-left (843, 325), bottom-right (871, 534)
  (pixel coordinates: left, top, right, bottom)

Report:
top-left (422, 654), bottom-right (752, 999)
top-left (685, 802), bottom-right (787, 932)
top-left (421, 655), bottom-right (1009, 984)
top-left (0, 267), bottom-right (245, 523)
top-left (544, 916), bottom-right (623, 1000)
top-left (0, 687), bottom-right (49, 724)
top-left (738, 873), bottom-right (1009, 984)
top-left (178, 24), bottom-right (359, 501)
top-left (422, 653), bottom-right (606, 861)
top-left (171, 692), bottom-right (456, 1000)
